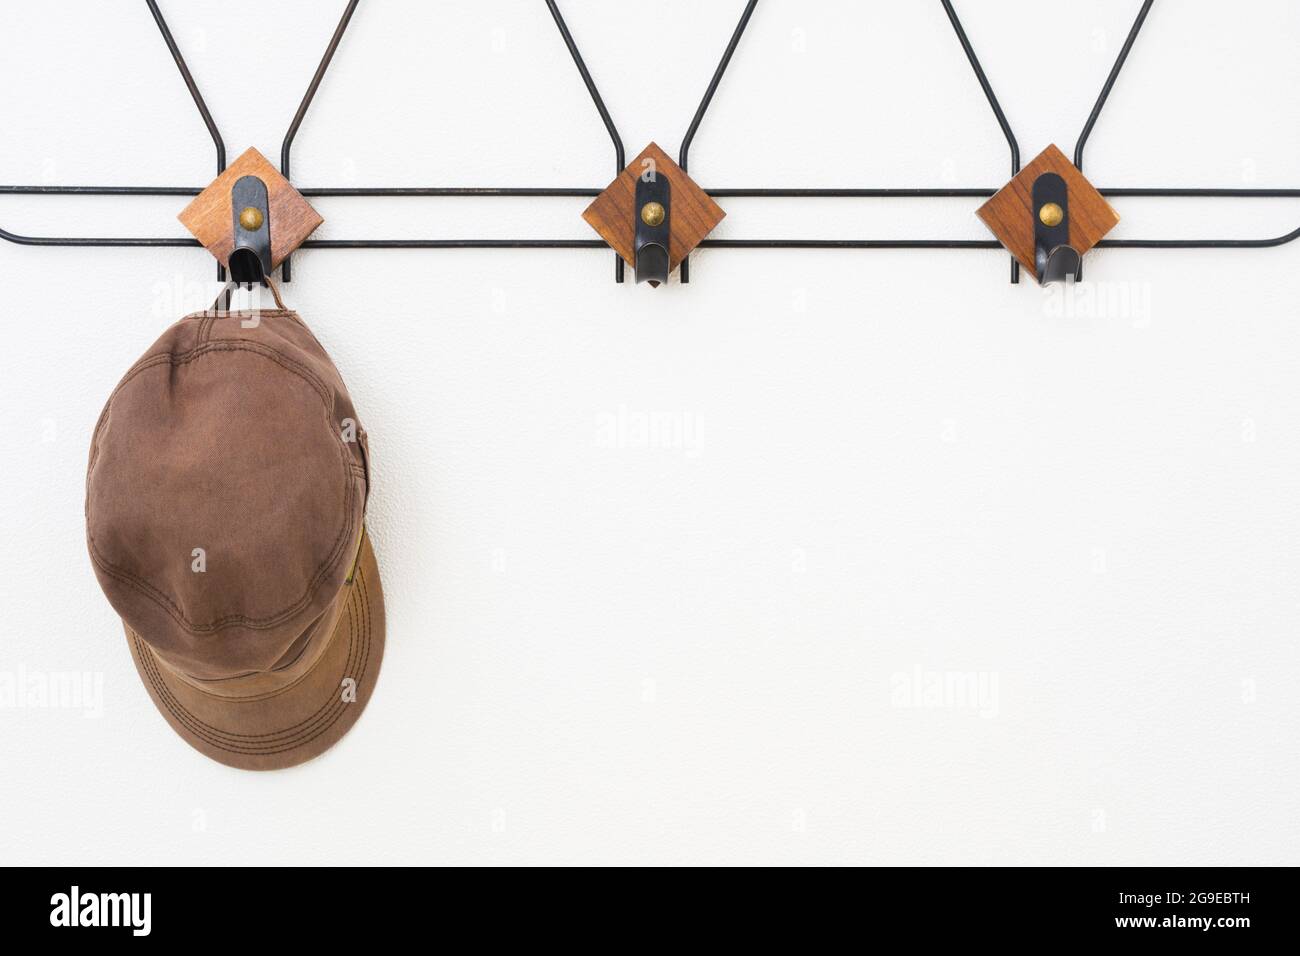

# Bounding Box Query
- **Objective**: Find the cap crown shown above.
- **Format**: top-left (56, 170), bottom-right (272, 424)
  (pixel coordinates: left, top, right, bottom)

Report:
top-left (87, 309), bottom-right (368, 680)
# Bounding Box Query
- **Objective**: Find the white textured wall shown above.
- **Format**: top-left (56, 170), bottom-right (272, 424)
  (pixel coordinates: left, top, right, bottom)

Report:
top-left (2, 0), bottom-right (1298, 866)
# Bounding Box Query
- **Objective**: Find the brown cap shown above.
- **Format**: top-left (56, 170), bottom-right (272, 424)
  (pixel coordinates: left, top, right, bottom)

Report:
top-left (85, 293), bottom-right (384, 770)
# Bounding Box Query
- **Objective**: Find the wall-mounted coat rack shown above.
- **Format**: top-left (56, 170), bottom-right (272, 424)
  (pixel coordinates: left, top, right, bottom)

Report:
top-left (2, 0), bottom-right (1298, 288)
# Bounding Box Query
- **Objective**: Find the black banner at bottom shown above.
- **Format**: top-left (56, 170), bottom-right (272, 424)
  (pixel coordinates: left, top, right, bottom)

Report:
top-left (7, 866), bottom-right (1290, 942)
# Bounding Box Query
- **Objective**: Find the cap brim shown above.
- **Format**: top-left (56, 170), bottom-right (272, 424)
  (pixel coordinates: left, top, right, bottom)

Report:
top-left (125, 532), bottom-right (385, 771)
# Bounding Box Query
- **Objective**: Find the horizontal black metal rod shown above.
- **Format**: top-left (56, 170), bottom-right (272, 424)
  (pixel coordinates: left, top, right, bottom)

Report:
top-left (6, 185), bottom-right (1300, 198)
top-left (711, 188), bottom-right (1300, 199)
top-left (699, 239), bottom-right (1001, 249)
top-left (710, 188), bottom-right (997, 198)
top-left (302, 187), bottom-right (602, 197)
top-left (0, 229), bottom-right (199, 247)
top-left (0, 186), bottom-right (602, 197)
top-left (300, 239), bottom-right (607, 248)
top-left (1100, 227), bottom-right (1300, 248)
top-left (0, 186), bottom-right (201, 196)
top-left (1100, 188), bottom-right (1300, 198)
top-left (8, 223), bottom-right (1299, 251)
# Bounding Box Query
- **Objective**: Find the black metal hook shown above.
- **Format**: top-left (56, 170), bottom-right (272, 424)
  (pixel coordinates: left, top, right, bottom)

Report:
top-left (228, 175), bottom-right (272, 286)
top-left (634, 167), bottom-right (670, 286)
top-left (1032, 172), bottom-right (1080, 284)
top-left (1038, 243), bottom-right (1081, 284)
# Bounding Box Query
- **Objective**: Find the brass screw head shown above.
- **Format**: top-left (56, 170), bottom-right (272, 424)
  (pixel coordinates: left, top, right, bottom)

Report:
top-left (1038, 202), bottom-right (1064, 228)
top-left (238, 206), bottom-right (265, 231)
top-left (640, 201), bottom-right (666, 228)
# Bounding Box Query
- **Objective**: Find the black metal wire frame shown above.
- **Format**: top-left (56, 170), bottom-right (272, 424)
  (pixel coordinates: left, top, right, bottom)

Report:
top-left (0, 0), bottom-right (618, 274)
top-left (2, 0), bottom-right (1299, 285)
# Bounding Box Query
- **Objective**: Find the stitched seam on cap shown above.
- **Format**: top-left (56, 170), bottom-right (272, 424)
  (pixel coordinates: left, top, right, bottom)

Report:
top-left (185, 309), bottom-right (299, 324)
top-left (137, 558), bottom-right (368, 709)
top-left (131, 565), bottom-right (372, 754)
top-left (88, 343), bottom-right (358, 632)
top-left (91, 473), bottom-right (356, 633)
top-left (112, 339), bottom-right (333, 407)
top-left (149, 571), bottom-right (365, 735)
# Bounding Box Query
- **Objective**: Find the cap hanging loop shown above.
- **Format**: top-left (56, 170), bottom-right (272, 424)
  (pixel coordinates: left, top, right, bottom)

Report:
top-left (209, 275), bottom-right (288, 313)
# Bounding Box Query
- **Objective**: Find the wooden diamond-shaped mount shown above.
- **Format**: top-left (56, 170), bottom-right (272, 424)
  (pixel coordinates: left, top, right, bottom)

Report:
top-left (178, 146), bottom-right (322, 271)
top-left (582, 142), bottom-right (725, 284)
top-left (977, 144), bottom-right (1120, 285)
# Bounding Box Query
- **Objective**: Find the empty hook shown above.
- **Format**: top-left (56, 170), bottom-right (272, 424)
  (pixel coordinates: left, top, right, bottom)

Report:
top-left (634, 169), bottom-right (671, 287)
